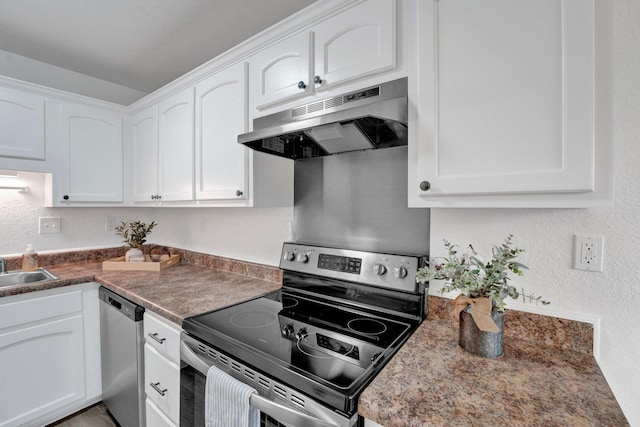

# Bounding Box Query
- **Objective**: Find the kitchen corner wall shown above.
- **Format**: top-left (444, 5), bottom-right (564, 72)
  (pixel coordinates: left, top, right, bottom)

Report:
top-left (429, 2), bottom-right (639, 423)
top-left (0, 172), bottom-right (293, 265)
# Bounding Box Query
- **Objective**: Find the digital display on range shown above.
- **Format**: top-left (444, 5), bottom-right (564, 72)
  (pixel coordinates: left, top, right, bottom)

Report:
top-left (317, 254), bottom-right (362, 274)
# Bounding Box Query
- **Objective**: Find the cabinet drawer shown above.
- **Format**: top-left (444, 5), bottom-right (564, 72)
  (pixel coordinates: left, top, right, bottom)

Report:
top-left (144, 344), bottom-right (180, 423)
top-left (146, 398), bottom-right (177, 427)
top-left (144, 311), bottom-right (181, 364)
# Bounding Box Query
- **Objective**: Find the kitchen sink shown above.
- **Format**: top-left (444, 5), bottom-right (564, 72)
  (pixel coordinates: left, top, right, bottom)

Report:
top-left (0, 268), bottom-right (58, 288)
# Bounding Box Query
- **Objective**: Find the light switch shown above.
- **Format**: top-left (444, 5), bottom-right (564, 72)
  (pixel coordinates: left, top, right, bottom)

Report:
top-left (39, 217), bottom-right (62, 234)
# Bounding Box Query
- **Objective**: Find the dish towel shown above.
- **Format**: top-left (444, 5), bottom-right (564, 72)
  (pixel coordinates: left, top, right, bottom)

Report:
top-left (205, 365), bottom-right (260, 427)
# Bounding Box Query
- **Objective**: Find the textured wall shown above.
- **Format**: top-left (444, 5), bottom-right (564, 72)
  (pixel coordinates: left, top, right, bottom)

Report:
top-left (429, 1), bottom-right (640, 423)
top-left (0, 172), bottom-right (293, 266)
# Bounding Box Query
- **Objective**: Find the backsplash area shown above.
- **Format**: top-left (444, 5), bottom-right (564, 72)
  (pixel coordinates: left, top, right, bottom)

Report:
top-left (428, 296), bottom-right (593, 355)
top-left (2, 245), bottom-right (282, 284)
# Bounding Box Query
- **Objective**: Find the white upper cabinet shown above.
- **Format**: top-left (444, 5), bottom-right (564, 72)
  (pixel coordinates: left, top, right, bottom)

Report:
top-left (195, 62), bottom-right (249, 201)
top-left (158, 88), bottom-right (194, 201)
top-left (313, 0), bottom-right (396, 92)
top-left (131, 105), bottom-right (159, 202)
top-left (251, 32), bottom-right (312, 111)
top-left (0, 87), bottom-right (45, 161)
top-left (251, 0), bottom-right (397, 115)
top-left (411, 0), bottom-right (596, 204)
top-left (55, 102), bottom-right (123, 204)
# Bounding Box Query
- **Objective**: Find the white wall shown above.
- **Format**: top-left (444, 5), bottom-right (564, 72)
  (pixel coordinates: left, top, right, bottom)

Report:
top-left (0, 172), bottom-right (293, 265)
top-left (429, 1), bottom-right (640, 424)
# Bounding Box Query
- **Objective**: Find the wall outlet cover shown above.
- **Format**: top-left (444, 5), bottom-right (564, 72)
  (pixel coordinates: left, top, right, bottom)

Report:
top-left (573, 235), bottom-right (604, 272)
top-left (39, 217), bottom-right (62, 234)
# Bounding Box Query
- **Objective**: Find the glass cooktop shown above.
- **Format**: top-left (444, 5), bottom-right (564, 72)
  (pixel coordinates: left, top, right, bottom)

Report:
top-left (183, 289), bottom-right (412, 390)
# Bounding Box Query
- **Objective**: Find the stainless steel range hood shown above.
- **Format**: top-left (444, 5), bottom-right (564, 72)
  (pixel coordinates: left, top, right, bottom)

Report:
top-left (238, 78), bottom-right (407, 160)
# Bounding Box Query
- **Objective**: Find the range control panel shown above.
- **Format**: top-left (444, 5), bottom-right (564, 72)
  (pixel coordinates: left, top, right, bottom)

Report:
top-left (279, 243), bottom-right (425, 293)
top-left (318, 254), bottom-right (362, 274)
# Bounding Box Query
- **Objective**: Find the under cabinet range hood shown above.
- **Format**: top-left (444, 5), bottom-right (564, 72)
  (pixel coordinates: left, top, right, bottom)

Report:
top-left (238, 78), bottom-right (408, 160)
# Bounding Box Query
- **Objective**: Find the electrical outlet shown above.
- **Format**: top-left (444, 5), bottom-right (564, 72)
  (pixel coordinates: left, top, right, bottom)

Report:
top-left (39, 217), bottom-right (62, 234)
top-left (105, 216), bottom-right (116, 231)
top-left (199, 216), bottom-right (207, 232)
top-left (574, 235), bottom-right (604, 272)
top-left (283, 220), bottom-right (293, 241)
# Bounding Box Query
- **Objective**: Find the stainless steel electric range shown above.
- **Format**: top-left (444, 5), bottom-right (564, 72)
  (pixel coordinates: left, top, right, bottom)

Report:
top-left (180, 243), bottom-right (427, 427)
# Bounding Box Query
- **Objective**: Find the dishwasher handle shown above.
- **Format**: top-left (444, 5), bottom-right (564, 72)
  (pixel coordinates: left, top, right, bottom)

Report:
top-left (180, 340), bottom-right (343, 427)
top-left (99, 286), bottom-right (144, 321)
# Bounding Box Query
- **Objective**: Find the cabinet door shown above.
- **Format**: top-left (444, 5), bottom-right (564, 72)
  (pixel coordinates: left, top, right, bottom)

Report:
top-left (0, 315), bottom-right (85, 426)
top-left (132, 105), bottom-right (159, 202)
top-left (313, 0), bottom-right (396, 91)
top-left (0, 87), bottom-right (45, 160)
top-left (158, 88), bottom-right (194, 201)
top-left (195, 62), bottom-right (249, 200)
top-left (251, 31), bottom-right (312, 111)
top-left (415, 0), bottom-right (594, 197)
top-left (59, 102), bottom-right (123, 202)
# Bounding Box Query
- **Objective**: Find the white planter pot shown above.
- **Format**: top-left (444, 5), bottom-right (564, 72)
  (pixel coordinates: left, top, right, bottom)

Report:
top-left (125, 248), bottom-right (145, 262)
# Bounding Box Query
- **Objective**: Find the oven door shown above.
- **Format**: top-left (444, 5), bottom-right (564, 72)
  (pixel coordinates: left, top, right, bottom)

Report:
top-left (180, 334), bottom-right (359, 427)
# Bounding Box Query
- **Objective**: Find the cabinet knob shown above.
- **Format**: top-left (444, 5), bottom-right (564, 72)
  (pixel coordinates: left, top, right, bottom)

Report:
top-left (63, 195), bottom-right (69, 200)
top-left (419, 181), bottom-right (431, 191)
top-left (236, 190), bottom-right (243, 197)
top-left (297, 81), bottom-right (307, 90)
top-left (151, 195), bottom-right (155, 200)
top-left (313, 75), bottom-right (323, 85)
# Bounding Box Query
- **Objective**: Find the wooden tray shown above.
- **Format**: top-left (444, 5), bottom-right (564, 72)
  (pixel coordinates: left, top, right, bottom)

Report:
top-left (102, 254), bottom-right (180, 271)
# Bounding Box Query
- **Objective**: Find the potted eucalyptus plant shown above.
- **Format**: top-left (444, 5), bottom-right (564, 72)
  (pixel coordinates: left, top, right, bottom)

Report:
top-left (115, 220), bottom-right (158, 262)
top-left (416, 235), bottom-right (549, 357)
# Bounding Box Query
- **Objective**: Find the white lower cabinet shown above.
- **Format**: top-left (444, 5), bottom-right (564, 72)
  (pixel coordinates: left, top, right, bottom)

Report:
top-left (146, 399), bottom-right (176, 427)
top-left (0, 283), bottom-right (101, 427)
top-left (144, 311), bottom-right (181, 426)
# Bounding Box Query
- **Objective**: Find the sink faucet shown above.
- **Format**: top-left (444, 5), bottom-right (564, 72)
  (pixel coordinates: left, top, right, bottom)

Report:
top-left (0, 258), bottom-right (6, 274)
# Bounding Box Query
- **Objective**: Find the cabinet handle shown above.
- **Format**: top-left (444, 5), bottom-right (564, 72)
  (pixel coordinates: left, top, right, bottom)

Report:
top-left (297, 81), bottom-right (307, 90)
top-left (150, 382), bottom-right (167, 396)
top-left (236, 190), bottom-right (243, 197)
top-left (63, 195), bottom-right (69, 200)
top-left (313, 75), bottom-right (322, 85)
top-left (419, 181), bottom-right (431, 191)
top-left (151, 195), bottom-right (155, 200)
top-left (148, 332), bottom-right (166, 344)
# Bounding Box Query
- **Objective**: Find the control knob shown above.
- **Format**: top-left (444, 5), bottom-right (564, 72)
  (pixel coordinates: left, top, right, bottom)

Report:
top-left (393, 265), bottom-right (408, 279)
top-left (295, 328), bottom-right (308, 341)
top-left (296, 252), bottom-right (309, 263)
top-left (283, 251), bottom-right (295, 261)
top-left (372, 263), bottom-right (387, 276)
top-left (281, 324), bottom-right (294, 338)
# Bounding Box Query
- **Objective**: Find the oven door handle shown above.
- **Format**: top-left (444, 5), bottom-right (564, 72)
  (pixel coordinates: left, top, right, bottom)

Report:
top-left (180, 341), bottom-right (343, 427)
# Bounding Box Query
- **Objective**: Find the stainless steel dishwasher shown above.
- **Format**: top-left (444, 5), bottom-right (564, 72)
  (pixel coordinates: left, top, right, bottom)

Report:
top-left (99, 286), bottom-right (145, 427)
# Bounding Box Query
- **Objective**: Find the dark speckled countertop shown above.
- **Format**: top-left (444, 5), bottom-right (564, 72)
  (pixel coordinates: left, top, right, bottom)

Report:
top-left (359, 298), bottom-right (629, 426)
top-left (0, 246), bottom-right (281, 325)
top-left (0, 247), bottom-right (628, 425)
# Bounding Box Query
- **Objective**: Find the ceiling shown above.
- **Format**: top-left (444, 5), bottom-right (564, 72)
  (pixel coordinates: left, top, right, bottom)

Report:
top-left (0, 0), bottom-right (316, 95)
